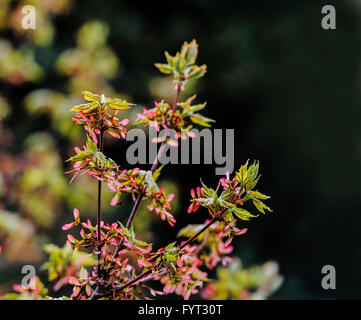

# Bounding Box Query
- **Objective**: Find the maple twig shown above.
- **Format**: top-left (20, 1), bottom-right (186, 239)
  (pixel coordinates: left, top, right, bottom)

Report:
top-left (112, 84), bottom-right (182, 259)
top-left (96, 130), bottom-right (104, 277)
top-left (93, 215), bottom-right (218, 299)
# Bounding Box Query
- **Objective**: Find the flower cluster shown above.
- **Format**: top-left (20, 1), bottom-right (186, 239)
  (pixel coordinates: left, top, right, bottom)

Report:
top-left (108, 169), bottom-right (176, 226)
top-left (188, 161), bottom-right (272, 222)
top-left (136, 96), bottom-right (214, 146)
top-left (136, 40), bottom-right (214, 146)
top-left (146, 187), bottom-right (176, 226)
top-left (65, 135), bottom-right (176, 226)
top-left (178, 220), bottom-right (245, 269)
top-left (70, 91), bottom-right (133, 143)
top-left (179, 162), bottom-right (272, 270)
top-left (135, 242), bottom-right (207, 300)
top-left (60, 208), bottom-right (207, 300)
top-left (65, 134), bottom-right (117, 183)
top-left (61, 211), bottom-right (154, 299)
top-left (155, 244), bottom-right (207, 300)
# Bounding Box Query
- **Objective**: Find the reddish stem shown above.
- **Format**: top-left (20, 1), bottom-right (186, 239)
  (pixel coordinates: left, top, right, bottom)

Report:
top-left (178, 216), bottom-right (218, 250)
top-left (97, 130), bottom-right (104, 276)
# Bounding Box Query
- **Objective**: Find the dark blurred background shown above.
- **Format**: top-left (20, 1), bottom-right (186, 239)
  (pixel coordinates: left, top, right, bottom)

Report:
top-left (1, 0), bottom-right (361, 299)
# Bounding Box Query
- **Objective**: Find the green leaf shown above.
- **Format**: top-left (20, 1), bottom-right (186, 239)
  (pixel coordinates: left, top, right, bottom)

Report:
top-left (165, 51), bottom-right (175, 69)
top-left (129, 225), bottom-right (136, 240)
top-left (107, 98), bottom-right (133, 110)
top-left (175, 52), bottom-right (186, 74)
top-left (126, 225), bottom-right (152, 246)
top-left (106, 157), bottom-right (117, 168)
top-left (181, 39), bottom-right (198, 65)
top-left (79, 267), bottom-right (88, 279)
top-left (196, 179), bottom-right (219, 207)
top-left (248, 161), bottom-right (259, 183)
top-left (178, 95), bottom-right (196, 111)
top-left (165, 251), bottom-right (177, 262)
top-left (195, 197), bottom-right (214, 206)
top-left (218, 189), bottom-right (234, 208)
top-left (92, 151), bottom-right (107, 166)
top-left (190, 113), bottom-right (215, 127)
top-left (232, 207), bottom-right (258, 221)
top-left (191, 103), bottom-right (207, 112)
top-left (66, 150), bottom-right (91, 162)
top-left (154, 63), bottom-right (172, 74)
top-left (152, 165), bottom-right (164, 182)
top-left (187, 64), bottom-right (207, 79)
top-left (248, 174), bottom-right (261, 190)
top-left (86, 135), bottom-right (98, 153)
top-left (225, 209), bottom-right (234, 223)
top-left (252, 198), bottom-right (273, 214)
top-left (118, 222), bottom-right (131, 238)
top-left (169, 261), bottom-right (177, 272)
top-left (236, 160), bottom-right (249, 186)
top-left (69, 102), bottom-right (98, 113)
top-left (134, 239), bottom-right (152, 247)
top-left (165, 241), bottom-right (177, 250)
top-left (82, 91), bottom-right (101, 102)
top-left (250, 190), bottom-right (270, 200)
top-left (200, 179), bottom-right (216, 198)
top-left (86, 283), bottom-right (92, 296)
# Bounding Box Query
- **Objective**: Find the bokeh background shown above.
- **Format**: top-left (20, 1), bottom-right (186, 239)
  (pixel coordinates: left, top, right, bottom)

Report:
top-left (0, 0), bottom-right (361, 299)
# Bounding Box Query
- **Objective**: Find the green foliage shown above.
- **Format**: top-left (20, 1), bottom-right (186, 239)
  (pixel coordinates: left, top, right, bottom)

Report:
top-left (190, 161), bottom-right (272, 222)
top-left (155, 39), bottom-right (207, 89)
top-left (41, 244), bottom-right (95, 282)
top-left (178, 95), bottom-right (215, 127)
top-left (0, 24), bottom-right (279, 300)
top-left (69, 91), bottom-right (133, 113)
top-left (117, 223), bottom-right (152, 247)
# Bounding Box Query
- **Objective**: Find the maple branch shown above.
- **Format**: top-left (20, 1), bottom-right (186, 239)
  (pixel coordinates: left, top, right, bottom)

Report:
top-left (93, 215), bottom-right (218, 299)
top-left (96, 130), bottom-right (104, 277)
top-left (112, 84), bottom-right (182, 259)
top-left (178, 216), bottom-right (218, 250)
